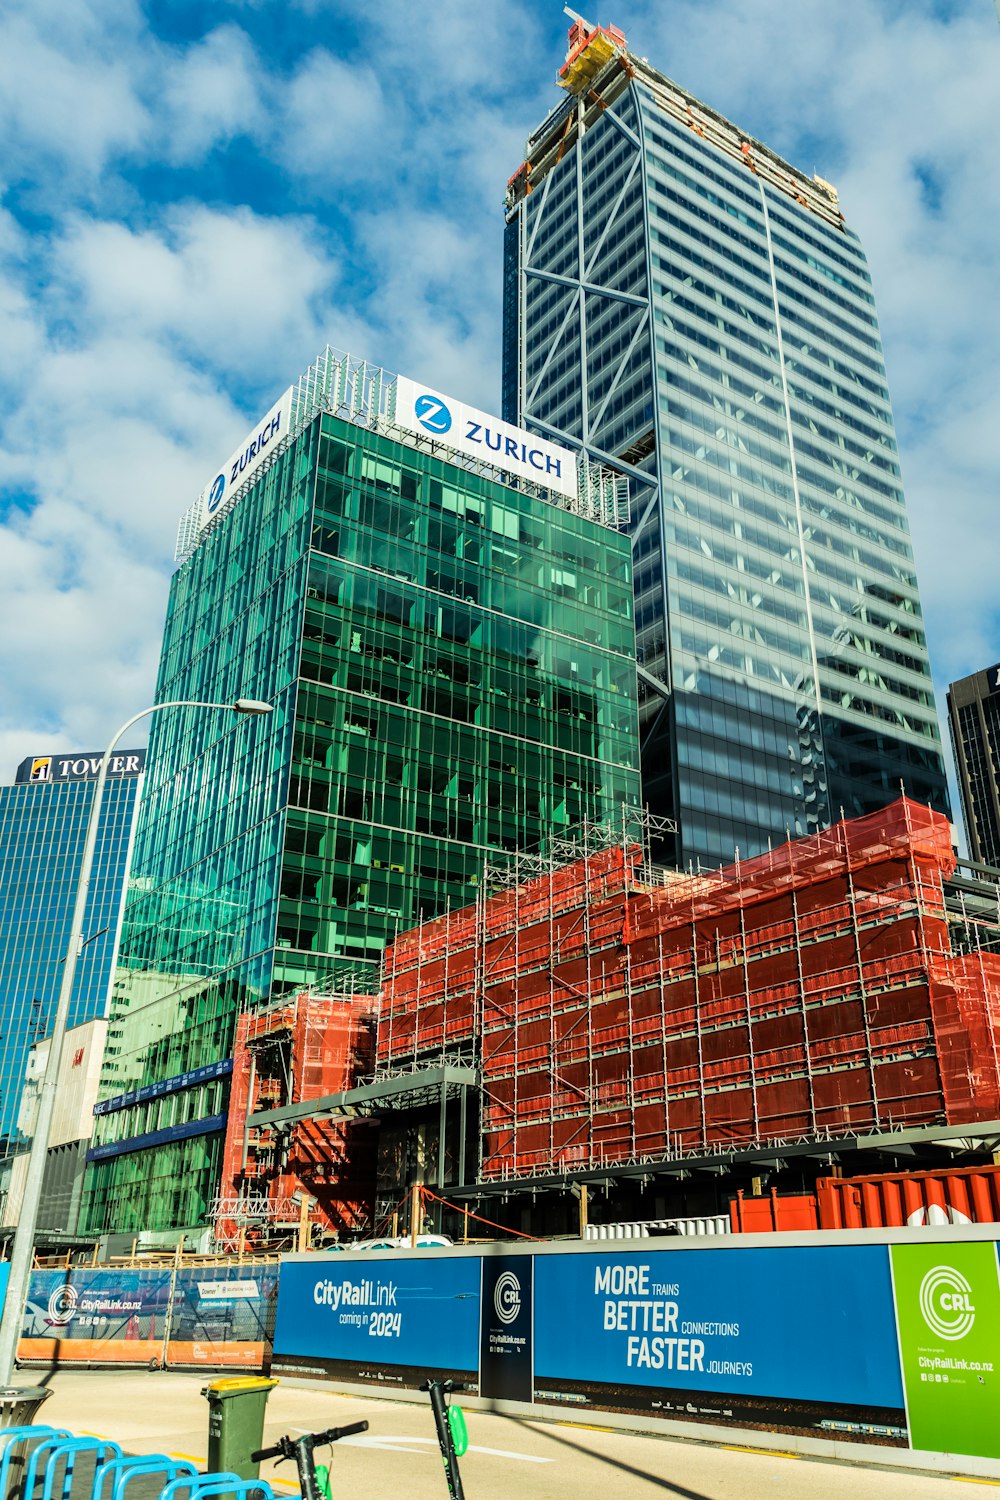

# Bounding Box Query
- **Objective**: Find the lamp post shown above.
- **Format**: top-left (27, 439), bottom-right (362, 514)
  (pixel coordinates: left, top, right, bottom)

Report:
top-left (0, 696), bottom-right (273, 1383)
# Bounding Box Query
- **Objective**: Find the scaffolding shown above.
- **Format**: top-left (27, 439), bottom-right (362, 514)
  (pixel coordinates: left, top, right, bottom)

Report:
top-left (377, 798), bottom-right (1000, 1184)
top-left (217, 983), bottom-right (378, 1247)
top-left (208, 1195), bottom-right (299, 1253)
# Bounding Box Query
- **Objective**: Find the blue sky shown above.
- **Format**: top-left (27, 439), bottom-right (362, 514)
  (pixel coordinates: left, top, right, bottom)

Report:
top-left (1, 0), bottom-right (998, 818)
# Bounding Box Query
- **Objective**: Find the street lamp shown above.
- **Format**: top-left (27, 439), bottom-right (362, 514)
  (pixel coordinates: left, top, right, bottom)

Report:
top-left (0, 696), bottom-right (273, 1382)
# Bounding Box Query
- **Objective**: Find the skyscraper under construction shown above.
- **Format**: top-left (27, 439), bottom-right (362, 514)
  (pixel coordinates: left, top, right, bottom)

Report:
top-left (502, 15), bottom-right (950, 869)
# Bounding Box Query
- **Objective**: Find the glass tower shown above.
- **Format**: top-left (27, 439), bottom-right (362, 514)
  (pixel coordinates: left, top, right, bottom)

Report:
top-left (502, 21), bottom-right (949, 869)
top-left (80, 348), bottom-right (640, 1235)
top-left (948, 664), bottom-right (1000, 866)
top-left (0, 753), bottom-right (143, 1151)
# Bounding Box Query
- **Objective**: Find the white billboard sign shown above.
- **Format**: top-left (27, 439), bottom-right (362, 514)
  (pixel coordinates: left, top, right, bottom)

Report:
top-left (198, 386), bottom-right (294, 533)
top-left (197, 1280), bottom-right (261, 1301)
top-left (395, 376), bottom-right (578, 501)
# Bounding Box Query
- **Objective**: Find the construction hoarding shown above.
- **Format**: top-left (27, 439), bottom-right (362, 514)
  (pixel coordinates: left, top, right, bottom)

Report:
top-left (272, 1231), bottom-right (1000, 1472)
top-left (14, 1263), bottom-right (277, 1368)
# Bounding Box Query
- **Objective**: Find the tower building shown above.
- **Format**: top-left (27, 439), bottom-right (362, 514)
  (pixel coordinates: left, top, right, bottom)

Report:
top-left (80, 348), bottom-right (640, 1236)
top-left (0, 750), bottom-right (144, 1152)
top-left (502, 15), bottom-right (949, 868)
top-left (948, 663), bottom-right (1000, 866)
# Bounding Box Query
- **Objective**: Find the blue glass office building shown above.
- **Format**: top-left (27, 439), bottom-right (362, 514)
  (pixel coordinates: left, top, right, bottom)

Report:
top-left (0, 751), bottom-right (144, 1149)
top-left (502, 22), bottom-right (950, 868)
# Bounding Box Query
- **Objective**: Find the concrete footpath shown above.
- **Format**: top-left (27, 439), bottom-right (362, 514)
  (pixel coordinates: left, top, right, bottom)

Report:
top-left (34, 1369), bottom-right (994, 1500)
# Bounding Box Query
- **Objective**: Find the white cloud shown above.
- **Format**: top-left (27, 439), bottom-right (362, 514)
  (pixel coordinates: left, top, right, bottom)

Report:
top-left (160, 26), bottom-right (266, 165)
top-left (55, 206), bottom-right (338, 377)
top-left (0, 5), bottom-right (151, 182)
top-left (275, 50), bottom-right (392, 183)
top-left (0, 197), bottom-right (354, 766)
top-left (0, 0), bottom-right (997, 811)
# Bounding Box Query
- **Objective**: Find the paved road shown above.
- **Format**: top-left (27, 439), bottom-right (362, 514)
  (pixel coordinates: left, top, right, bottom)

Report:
top-left (36, 1369), bottom-right (996, 1499)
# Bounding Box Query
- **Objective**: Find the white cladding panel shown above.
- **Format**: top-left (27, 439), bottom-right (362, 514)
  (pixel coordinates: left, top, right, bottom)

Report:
top-left (18, 1018), bottom-right (108, 1149)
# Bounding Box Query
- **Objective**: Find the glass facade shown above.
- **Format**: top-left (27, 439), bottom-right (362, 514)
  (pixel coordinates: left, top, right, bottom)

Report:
top-left (0, 765), bottom-right (142, 1150)
top-left (948, 666), bottom-right (1000, 867)
top-left (503, 43), bottom-right (950, 869)
top-left (81, 398), bottom-right (640, 1234)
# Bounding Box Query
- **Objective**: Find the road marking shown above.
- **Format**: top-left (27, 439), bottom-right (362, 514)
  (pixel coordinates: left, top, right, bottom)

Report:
top-left (342, 1435), bottom-right (553, 1464)
top-left (557, 1422), bottom-right (615, 1434)
top-left (952, 1479), bottom-right (1000, 1486)
top-left (340, 1438), bottom-right (430, 1455)
top-left (722, 1445), bottom-right (799, 1459)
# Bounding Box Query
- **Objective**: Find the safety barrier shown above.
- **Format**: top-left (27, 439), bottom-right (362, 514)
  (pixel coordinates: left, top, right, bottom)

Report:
top-left (0, 1427), bottom-right (274, 1500)
top-left (16, 1265), bottom-right (277, 1370)
top-left (273, 1226), bottom-right (1000, 1478)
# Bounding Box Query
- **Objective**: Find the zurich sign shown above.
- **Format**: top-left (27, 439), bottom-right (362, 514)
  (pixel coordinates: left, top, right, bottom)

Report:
top-left (414, 394), bottom-right (452, 436)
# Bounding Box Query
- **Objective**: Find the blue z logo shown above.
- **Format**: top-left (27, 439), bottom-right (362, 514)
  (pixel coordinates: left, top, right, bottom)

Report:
top-left (414, 394), bottom-right (452, 435)
top-left (207, 473), bottom-right (226, 512)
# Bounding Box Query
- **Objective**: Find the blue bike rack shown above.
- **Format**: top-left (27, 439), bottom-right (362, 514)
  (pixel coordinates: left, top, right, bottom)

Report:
top-left (93, 1455), bottom-right (199, 1500)
top-left (0, 1426), bottom-right (73, 1497)
top-left (160, 1476), bottom-right (275, 1500)
top-left (25, 1435), bottom-right (123, 1500)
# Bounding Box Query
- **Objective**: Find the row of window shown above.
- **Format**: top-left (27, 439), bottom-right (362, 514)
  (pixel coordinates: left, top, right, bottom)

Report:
top-left (637, 104), bottom-right (872, 286)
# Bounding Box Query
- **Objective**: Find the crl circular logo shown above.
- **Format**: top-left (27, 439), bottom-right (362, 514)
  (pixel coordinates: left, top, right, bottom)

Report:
top-left (414, 394), bottom-right (452, 435)
top-left (207, 473), bottom-right (226, 513)
top-left (47, 1283), bottom-right (78, 1327)
top-left (494, 1270), bottom-right (521, 1325)
top-left (919, 1265), bottom-right (976, 1341)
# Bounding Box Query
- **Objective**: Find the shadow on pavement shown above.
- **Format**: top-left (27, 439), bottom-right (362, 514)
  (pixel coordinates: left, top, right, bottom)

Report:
top-left (496, 1412), bottom-right (715, 1499)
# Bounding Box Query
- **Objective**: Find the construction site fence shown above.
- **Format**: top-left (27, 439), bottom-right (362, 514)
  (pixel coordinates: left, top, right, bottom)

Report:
top-left (270, 1229), bottom-right (1000, 1475)
top-left (11, 1260), bottom-right (278, 1370)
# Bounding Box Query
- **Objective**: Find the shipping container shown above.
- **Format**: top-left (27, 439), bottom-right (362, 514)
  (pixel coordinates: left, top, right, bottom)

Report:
top-left (729, 1164), bottom-right (1000, 1233)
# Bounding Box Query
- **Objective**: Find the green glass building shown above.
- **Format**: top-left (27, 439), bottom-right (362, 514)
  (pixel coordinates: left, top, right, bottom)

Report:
top-left (80, 350), bottom-right (640, 1235)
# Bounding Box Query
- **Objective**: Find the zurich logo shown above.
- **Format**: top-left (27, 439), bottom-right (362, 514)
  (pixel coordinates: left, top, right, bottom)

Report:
top-left (207, 473), bottom-right (226, 513)
top-left (414, 394), bottom-right (452, 435)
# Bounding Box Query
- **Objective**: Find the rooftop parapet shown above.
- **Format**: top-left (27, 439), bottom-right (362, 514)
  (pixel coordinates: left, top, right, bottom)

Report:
top-left (176, 348), bottom-right (628, 565)
top-left (506, 13), bottom-right (843, 231)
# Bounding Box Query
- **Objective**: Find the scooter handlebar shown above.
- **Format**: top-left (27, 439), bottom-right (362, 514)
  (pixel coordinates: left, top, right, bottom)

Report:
top-left (251, 1420), bottom-right (369, 1463)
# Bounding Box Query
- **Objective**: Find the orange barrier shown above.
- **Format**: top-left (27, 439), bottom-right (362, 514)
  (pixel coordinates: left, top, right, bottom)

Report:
top-left (18, 1337), bottom-right (162, 1364)
top-left (165, 1340), bottom-right (266, 1368)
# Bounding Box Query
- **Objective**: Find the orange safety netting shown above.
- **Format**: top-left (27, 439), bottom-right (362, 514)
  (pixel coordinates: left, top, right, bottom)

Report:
top-left (378, 798), bottom-right (1000, 1179)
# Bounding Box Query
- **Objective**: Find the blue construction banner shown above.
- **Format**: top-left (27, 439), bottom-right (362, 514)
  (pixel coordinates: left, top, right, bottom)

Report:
top-left (480, 1254), bottom-right (533, 1403)
top-left (532, 1245), bottom-right (906, 1441)
top-left (273, 1241), bottom-right (907, 1444)
top-left (20, 1267), bottom-right (172, 1363)
top-left (273, 1255), bottom-right (480, 1390)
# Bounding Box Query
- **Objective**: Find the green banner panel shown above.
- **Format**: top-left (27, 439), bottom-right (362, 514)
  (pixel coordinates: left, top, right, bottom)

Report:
top-left (891, 1241), bottom-right (1000, 1459)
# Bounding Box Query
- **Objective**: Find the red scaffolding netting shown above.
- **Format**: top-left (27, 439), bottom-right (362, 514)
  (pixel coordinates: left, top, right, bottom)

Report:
top-left (218, 990), bottom-right (378, 1244)
top-left (378, 798), bottom-right (1000, 1179)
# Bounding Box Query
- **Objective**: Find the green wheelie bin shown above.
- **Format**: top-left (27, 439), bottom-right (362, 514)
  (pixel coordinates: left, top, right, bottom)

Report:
top-left (201, 1376), bottom-right (279, 1480)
